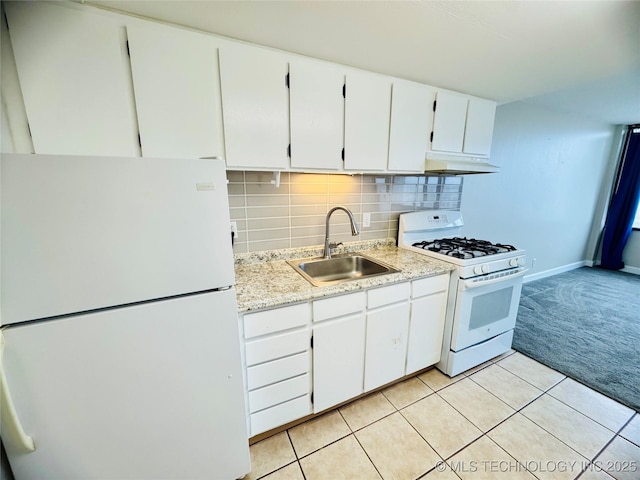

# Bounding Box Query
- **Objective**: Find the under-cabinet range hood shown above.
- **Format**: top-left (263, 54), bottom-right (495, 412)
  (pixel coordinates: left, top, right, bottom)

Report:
top-left (424, 153), bottom-right (500, 175)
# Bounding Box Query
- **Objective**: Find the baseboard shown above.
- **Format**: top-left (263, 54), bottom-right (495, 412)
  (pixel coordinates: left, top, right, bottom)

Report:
top-left (523, 261), bottom-right (589, 283)
top-left (621, 265), bottom-right (640, 275)
top-left (591, 260), bottom-right (640, 276)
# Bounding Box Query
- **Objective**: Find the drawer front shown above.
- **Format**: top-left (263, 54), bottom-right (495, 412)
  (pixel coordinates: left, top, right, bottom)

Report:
top-left (412, 274), bottom-right (449, 299)
top-left (250, 395), bottom-right (311, 436)
top-left (313, 291), bottom-right (366, 322)
top-left (245, 330), bottom-right (309, 366)
top-left (247, 352), bottom-right (309, 390)
top-left (243, 303), bottom-right (311, 339)
top-left (249, 374), bottom-right (310, 413)
top-left (368, 282), bottom-right (411, 309)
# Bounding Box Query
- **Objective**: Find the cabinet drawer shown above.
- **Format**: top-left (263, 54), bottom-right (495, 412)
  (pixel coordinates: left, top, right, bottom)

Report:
top-left (249, 374), bottom-right (310, 413)
top-left (368, 282), bottom-right (411, 309)
top-left (247, 352), bottom-right (309, 390)
top-left (313, 291), bottom-right (366, 322)
top-left (250, 395), bottom-right (311, 436)
top-left (412, 274), bottom-right (449, 299)
top-left (243, 303), bottom-right (310, 339)
top-left (245, 330), bottom-right (309, 366)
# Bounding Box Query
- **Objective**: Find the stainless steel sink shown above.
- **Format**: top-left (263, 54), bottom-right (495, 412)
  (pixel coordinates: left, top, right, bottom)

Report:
top-left (287, 253), bottom-right (400, 287)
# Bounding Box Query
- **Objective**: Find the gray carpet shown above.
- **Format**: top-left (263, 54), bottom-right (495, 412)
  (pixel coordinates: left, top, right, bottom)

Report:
top-left (512, 266), bottom-right (640, 412)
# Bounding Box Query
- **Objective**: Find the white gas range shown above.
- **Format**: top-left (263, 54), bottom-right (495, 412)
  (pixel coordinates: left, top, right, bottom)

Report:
top-left (398, 210), bottom-right (528, 377)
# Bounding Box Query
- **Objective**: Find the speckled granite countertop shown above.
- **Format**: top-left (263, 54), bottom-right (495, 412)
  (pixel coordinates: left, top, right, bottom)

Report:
top-left (234, 239), bottom-right (455, 312)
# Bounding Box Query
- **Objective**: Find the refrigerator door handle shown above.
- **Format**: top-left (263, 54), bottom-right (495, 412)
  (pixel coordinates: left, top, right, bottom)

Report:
top-left (0, 332), bottom-right (36, 453)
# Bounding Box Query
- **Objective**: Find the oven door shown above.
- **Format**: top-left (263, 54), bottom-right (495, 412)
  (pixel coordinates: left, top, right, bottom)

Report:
top-left (450, 268), bottom-right (527, 351)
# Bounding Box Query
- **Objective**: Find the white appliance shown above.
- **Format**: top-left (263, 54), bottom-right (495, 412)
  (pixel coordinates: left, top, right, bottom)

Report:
top-left (0, 154), bottom-right (250, 479)
top-left (424, 153), bottom-right (500, 175)
top-left (398, 210), bottom-right (527, 377)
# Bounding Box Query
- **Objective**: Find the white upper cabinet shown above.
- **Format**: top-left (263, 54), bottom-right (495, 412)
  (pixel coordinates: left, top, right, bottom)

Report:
top-left (388, 80), bottom-right (435, 172)
top-left (5, 2), bottom-right (138, 157)
top-left (289, 59), bottom-right (345, 170)
top-left (344, 72), bottom-right (391, 171)
top-left (3, 1), bottom-right (497, 170)
top-left (463, 97), bottom-right (497, 156)
top-left (430, 91), bottom-right (468, 153)
top-left (219, 44), bottom-right (289, 170)
top-left (126, 25), bottom-right (224, 159)
top-left (431, 91), bottom-right (497, 157)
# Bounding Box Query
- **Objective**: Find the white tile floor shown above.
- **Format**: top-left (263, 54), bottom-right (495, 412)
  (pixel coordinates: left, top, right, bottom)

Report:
top-left (244, 351), bottom-right (640, 480)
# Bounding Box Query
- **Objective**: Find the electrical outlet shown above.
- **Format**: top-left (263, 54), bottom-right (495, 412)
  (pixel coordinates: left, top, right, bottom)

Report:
top-left (362, 213), bottom-right (371, 228)
top-left (531, 258), bottom-right (537, 268)
top-left (230, 222), bottom-right (238, 238)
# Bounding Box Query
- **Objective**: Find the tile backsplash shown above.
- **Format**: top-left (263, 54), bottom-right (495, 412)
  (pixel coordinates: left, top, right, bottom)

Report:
top-left (227, 171), bottom-right (463, 253)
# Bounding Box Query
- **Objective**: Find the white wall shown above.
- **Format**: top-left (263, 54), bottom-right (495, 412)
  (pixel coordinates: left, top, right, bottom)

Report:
top-left (461, 101), bottom-right (617, 279)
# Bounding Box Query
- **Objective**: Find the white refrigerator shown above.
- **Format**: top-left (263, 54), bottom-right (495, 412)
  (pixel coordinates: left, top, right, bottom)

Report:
top-left (0, 154), bottom-right (251, 479)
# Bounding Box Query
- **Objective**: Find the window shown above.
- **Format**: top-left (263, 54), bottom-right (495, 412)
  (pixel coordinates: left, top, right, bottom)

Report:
top-left (631, 126), bottom-right (640, 230)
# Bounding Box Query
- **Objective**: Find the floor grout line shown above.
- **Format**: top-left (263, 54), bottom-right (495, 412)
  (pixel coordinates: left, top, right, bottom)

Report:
top-left (250, 356), bottom-right (638, 480)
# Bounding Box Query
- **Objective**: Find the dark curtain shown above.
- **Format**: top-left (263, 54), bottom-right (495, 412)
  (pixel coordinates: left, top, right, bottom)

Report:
top-left (601, 127), bottom-right (640, 270)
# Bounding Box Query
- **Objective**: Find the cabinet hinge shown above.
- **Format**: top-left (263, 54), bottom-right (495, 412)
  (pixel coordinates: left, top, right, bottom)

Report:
top-left (433, 100), bottom-right (437, 112)
top-left (430, 131), bottom-right (434, 143)
top-left (126, 40), bottom-right (130, 57)
top-left (342, 84), bottom-right (346, 98)
top-left (310, 335), bottom-right (313, 349)
top-left (310, 392), bottom-right (314, 404)
top-left (341, 148), bottom-right (345, 161)
top-left (286, 72), bottom-right (290, 88)
top-left (287, 144), bottom-right (291, 158)
top-left (138, 133), bottom-right (142, 147)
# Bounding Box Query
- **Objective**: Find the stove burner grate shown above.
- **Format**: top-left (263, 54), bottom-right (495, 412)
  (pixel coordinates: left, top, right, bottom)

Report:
top-left (412, 237), bottom-right (516, 259)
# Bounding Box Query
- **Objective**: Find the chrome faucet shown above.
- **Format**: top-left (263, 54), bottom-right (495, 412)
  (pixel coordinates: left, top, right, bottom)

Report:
top-left (323, 206), bottom-right (360, 259)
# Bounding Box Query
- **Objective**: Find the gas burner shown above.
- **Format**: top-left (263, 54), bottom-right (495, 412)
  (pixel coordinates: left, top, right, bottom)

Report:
top-left (412, 237), bottom-right (516, 259)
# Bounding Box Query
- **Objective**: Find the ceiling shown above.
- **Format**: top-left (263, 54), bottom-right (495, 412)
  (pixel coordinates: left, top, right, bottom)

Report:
top-left (88, 0), bottom-right (640, 125)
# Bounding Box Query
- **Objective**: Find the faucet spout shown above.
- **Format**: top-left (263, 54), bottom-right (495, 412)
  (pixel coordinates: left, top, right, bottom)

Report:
top-left (323, 206), bottom-right (360, 259)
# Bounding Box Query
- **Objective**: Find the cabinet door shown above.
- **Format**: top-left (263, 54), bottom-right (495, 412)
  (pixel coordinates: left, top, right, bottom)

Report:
top-left (313, 313), bottom-right (365, 412)
top-left (364, 302), bottom-right (410, 391)
top-left (463, 98), bottom-right (496, 156)
top-left (219, 44), bottom-right (289, 169)
top-left (289, 59), bottom-right (344, 170)
top-left (388, 81), bottom-right (434, 172)
top-left (344, 72), bottom-right (391, 171)
top-left (127, 25), bottom-right (224, 159)
top-left (431, 92), bottom-right (468, 153)
top-left (5, 2), bottom-right (138, 157)
top-left (406, 291), bottom-right (448, 374)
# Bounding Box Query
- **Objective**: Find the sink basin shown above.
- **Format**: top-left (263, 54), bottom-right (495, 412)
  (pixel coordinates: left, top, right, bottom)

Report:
top-left (288, 253), bottom-right (400, 287)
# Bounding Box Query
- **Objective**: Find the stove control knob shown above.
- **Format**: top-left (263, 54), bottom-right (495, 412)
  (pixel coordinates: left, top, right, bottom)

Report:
top-left (518, 257), bottom-right (526, 266)
top-left (473, 266), bottom-right (483, 275)
top-left (509, 258), bottom-right (518, 267)
top-left (482, 265), bottom-right (489, 273)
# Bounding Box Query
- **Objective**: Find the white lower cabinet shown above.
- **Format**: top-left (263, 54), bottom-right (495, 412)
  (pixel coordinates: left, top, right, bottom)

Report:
top-left (312, 292), bottom-right (367, 412)
top-left (406, 274), bottom-right (449, 374)
top-left (364, 283), bottom-right (411, 391)
top-left (241, 273), bottom-right (450, 435)
top-left (242, 302), bottom-right (312, 436)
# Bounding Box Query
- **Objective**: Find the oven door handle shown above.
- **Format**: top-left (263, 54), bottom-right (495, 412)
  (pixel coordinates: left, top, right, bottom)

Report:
top-left (460, 268), bottom-right (529, 290)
